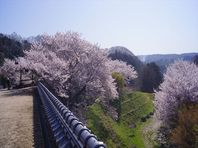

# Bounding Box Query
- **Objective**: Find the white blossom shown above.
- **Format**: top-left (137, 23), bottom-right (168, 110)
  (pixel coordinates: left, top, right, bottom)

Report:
top-left (154, 60), bottom-right (198, 122)
top-left (1, 32), bottom-right (137, 104)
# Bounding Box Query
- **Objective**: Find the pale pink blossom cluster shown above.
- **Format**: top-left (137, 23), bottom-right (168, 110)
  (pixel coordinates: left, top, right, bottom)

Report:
top-left (1, 32), bottom-right (137, 103)
top-left (154, 60), bottom-right (198, 122)
top-left (107, 59), bottom-right (137, 79)
top-left (0, 59), bottom-right (20, 83)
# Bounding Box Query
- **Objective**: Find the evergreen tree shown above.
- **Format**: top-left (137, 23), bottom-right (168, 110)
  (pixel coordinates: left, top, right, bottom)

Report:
top-left (194, 55), bottom-right (198, 65)
top-left (141, 62), bottom-right (162, 92)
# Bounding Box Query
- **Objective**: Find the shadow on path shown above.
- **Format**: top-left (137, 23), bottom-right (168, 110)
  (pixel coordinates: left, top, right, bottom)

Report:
top-left (32, 87), bottom-right (57, 148)
top-left (32, 87), bottom-right (45, 148)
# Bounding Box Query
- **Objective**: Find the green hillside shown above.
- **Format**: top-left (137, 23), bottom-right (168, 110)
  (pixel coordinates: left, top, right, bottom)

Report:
top-left (86, 91), bottom-right (154, 148)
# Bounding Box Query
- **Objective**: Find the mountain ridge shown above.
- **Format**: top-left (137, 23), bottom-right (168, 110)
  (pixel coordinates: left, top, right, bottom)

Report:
top-left (138, 52), bottom-right (198, 72)
top-left (138, 52), bottom-right (198, 63)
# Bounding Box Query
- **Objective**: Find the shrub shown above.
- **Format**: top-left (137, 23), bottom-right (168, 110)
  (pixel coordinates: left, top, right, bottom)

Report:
top-left (170, 103), bottom-right (198, 148)
top-left (141, 117), bottom-right (146, 122)
top-left (149, 112), bottom-right (154, 116)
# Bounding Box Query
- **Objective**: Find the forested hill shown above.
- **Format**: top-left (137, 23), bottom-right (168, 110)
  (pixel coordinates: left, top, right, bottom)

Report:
top-left (138, 53), bottom-right (198, 72)
top-left (108, 46), bottom-right (144, 73)
top-left (138, 53), bottom-right (198, 63)
top-left (0, 33), bottom-right (31, 65)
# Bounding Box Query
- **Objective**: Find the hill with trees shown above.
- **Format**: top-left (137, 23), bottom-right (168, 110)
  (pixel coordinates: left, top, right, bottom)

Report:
top-left (108, 46), bottom-right (163, 92)
top-left (0, 33), bottom-right (31, 65)
top-left (0, 33), bottom-right (31, 87)
top-left (108, 46), bottom-right (144, 73)
top-left (138, 53), bottom-right (198, 72)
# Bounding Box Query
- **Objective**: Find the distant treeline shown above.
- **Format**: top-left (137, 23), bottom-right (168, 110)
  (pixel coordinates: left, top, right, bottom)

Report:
top-left (0, 33), bottom-right (31, 65)
top-left (138, 53), bottom-right (198, 73)
top-left (0, 33), bottom-right (31, 87)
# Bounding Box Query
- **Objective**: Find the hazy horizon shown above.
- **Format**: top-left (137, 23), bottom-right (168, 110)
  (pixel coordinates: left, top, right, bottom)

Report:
top-left (0, 0), bottom-right (198, 55)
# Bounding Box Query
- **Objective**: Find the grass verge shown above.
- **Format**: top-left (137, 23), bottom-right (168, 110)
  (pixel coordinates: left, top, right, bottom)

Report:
top-left (86, 91), bottom-right (154, 148)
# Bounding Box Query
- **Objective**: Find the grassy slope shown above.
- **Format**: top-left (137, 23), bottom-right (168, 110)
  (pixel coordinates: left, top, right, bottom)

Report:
top-left (86, 91), bottom-right (154, 148)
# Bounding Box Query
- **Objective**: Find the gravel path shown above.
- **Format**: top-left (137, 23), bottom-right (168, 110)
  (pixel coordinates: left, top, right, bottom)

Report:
top-left (0, 88), bottom-right (34, 148)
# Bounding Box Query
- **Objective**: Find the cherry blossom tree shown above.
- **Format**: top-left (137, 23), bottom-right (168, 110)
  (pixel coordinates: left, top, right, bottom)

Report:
top-left (0, 59), bottom-right (20, 84)
top-left (1, 32), bottom-right (137, 106)
top-left (154, 60), bottom-right (198, 123)
top-left (0, 57), bottom-right (33, 86)
top-left (106, 59), bottom-right (137, 79)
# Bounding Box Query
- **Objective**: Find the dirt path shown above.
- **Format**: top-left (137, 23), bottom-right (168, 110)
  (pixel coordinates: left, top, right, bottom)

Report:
top-left (142, 114), bottom-right (161, 148)
top-left (0, 88), bottom-right (34, 148)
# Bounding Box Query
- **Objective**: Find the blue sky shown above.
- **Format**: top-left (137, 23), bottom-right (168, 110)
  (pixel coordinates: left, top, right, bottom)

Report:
top-left (0, 0), bottom-right (198, 55)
